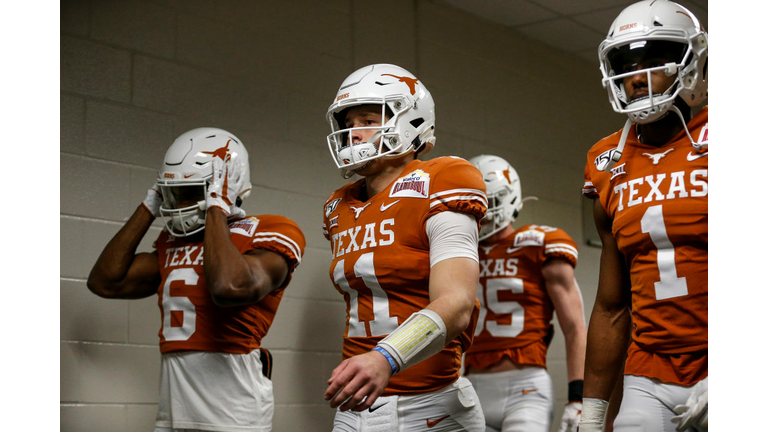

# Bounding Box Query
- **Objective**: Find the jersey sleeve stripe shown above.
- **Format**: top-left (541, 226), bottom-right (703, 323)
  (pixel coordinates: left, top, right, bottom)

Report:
top-left (430, 188), bottom-right (486, 199)
top-left (430, 188), bottom-right (487, 206)
top-left (545, 243), bottom-right (579, 258)
top-left (429, 195), bottom-right (487, 208)
top-left (252, 232), bottom-right (303, 264)
top-left (582, 182), bottom-right (597, 196)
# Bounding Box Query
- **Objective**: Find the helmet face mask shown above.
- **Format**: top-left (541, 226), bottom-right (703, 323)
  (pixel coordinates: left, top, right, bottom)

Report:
top-left (468, 155), bottom-right (523, 241)
top-left (157, 127), bottom-right (252, 237)
top-left (158, 181), bottom-right (208, 237)
top-left (599, 0), bottom-right (708, 124)
top-left (326, 64), bottom-right (436, 176)
top-left (328, 100), bottom-right (402, 172)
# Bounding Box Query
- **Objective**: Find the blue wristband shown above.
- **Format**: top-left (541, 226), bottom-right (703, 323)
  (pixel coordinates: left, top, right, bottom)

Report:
top-left (372, 346), bottom-right (398, 376)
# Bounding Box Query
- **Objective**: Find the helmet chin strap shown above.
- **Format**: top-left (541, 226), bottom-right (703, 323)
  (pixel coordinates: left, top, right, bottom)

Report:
top-left (600, 103), bottom-right (702, 173)
top-left (338, 131), bottom-right (382, 178)
top-left (669, 104), bottom-right (705, 150)
top-left (600, 117), bottom-right (633, 172)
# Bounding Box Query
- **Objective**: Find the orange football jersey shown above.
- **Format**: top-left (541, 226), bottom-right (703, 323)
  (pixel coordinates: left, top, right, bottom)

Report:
top-left (322, 157), bottom-right (487, 395)
top-left (465, 224), bottom-right (578, 370)
top-left (154, 215), bottom-right (305, 354)
top-left (583, 107), bottom-right (708, 386)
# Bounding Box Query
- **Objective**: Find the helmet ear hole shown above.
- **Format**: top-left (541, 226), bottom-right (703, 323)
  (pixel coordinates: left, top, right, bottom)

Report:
top-left (410, 118), bottom-right (424, 128)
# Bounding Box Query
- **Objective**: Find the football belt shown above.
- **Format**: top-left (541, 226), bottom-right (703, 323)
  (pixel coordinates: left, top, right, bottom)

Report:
top-left (259, 347), bottom-right (273, 379)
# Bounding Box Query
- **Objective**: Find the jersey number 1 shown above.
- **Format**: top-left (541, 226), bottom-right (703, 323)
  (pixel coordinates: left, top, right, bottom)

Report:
top-left (641, 205), bottom-right (688, 300)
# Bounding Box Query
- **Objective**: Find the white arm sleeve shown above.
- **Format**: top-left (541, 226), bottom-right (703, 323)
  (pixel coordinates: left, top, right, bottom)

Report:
top-left (426, 211), bottom-right (479, 268)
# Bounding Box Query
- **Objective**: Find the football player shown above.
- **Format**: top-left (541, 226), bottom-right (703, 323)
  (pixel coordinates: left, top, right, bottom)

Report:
top-left (463, 155), bottom-right (587, 432)
top-left (321, 64), bottom-right (488, 431)
top-left (579, 1), bottom-right (708, 431)
top-left (87, 127), bottom-right (306, 431)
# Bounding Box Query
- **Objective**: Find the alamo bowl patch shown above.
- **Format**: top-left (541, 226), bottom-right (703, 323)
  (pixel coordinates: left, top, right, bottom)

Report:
top-left (390, 169), bottom-right (430, 199)
top-left (514, 229), bottom-right (545, 247)
top-left (229, 217), bottom-right (259, 237)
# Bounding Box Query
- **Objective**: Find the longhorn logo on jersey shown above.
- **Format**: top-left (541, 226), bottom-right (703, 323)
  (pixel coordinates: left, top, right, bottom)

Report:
top-left (643, 148), bottom-right (675, 165)
top-left (390, 169), bottom-right (430, 199)
top-left (349, 202), bottom-right (371, 220)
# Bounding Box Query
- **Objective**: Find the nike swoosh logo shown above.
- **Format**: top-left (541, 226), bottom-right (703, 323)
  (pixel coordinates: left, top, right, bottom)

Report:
top-left (687, 151), bottom-right (708, 161)
top-left (368, 401), bottom-right (388, 413)
top-left (506, 247), bottom-right (523, 254)
top-left (380, 200), bottom-right (400, 212)
top-left (184, 174), bottom-right (195, 178)
top-left (426, 414), bottom-right (450, 427)
top-left (522, 388), bottom-right (538, 395)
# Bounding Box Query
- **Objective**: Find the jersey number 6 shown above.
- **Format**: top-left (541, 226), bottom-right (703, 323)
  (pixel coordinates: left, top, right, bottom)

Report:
top-left (161, 268), bottom-right (197, 341)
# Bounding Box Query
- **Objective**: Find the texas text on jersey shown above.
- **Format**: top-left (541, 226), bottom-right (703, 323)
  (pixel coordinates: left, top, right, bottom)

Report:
top-left (323, 156), bottom-right (487, 395)
top-left (583, 106), bottom-right (708, 386)
top-left (465, 224), bottom-right (579, 369)
top-left (155, 215), bottom-right (305, 354)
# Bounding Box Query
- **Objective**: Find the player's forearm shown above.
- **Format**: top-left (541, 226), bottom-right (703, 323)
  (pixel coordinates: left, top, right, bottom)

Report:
top-left (87, 204), bottom-right (155, 296)
top-left (563, 322), bottom-right (587, 382)
top-left (583, 303), bottom-right (631, 400)
top-left (203, 209), bottom-right (264, 306)
top-left (425, 290), bottom-right (475, 341)
top-left (427, 257), bottom-right (478, 340)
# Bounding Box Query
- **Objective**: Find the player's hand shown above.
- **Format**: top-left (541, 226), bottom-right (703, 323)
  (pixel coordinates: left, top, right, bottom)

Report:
top-left (557, 401), bottom-right (582, 432)
top-left (141, 184), bottom-right (162, 218)
top-left (671, 377), bottom-right (707, 431)
top-left (324, 351), bottom-right (391, 412)
top-left (206, 158), bottom-right (246, 219)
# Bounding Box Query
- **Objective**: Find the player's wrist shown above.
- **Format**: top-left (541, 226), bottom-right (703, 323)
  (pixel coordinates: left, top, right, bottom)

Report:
top-left (581, 397), bottom-right (608, 427)
top-left (139, 202), bottom-right (157, 219)
top-left (141, 185), bottom-right (162, 218)
top-left (206, 202), bottom-right (228, 216)
top-left (377, 309), bottom-right (447, 372)
top-left (568, 379), bottom-right (584, 402)
top-left (371, 346), bottom-right (398, 376)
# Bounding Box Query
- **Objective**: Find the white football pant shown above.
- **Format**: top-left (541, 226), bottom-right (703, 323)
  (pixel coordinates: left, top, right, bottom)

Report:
top-left (333, 376), bottom-right (485, 431)
top-left (154, 350), bottom-right (273, 432)
top-left (614, 375), bottom-right (702, 432)
top-left (465, 367), bottom-right (554, 432)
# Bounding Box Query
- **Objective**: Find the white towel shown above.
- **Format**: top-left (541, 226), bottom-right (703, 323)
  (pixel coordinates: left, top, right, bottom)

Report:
top-left (362, 395), bottom-right (399, 432)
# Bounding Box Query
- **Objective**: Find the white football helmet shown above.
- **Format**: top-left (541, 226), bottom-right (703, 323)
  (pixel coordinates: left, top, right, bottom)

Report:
top-left (326, 64), bottom-right (436, 177)
top-left (468, 155), bottom-right (523, 241)
top-left (156, 127), bottom-right (252, 237)
top-left (599, 0), bottom-right (708, 124)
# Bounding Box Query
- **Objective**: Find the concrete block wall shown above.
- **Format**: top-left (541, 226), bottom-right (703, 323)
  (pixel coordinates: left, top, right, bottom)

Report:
top-left (60, 0), bottom-right (620, 430)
